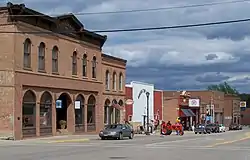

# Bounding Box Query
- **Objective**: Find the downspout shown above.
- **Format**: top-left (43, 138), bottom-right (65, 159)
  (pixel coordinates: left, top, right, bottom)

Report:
top-left (12, 20), bottom-right (17, 140)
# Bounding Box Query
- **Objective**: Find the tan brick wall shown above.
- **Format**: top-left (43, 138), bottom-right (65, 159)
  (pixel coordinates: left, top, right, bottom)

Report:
top-left (0, 7), bottom-right (127, 139)
top-left (163, 98), bottom-right (179, 124)
top-left (102, 55), bottom-right (126, 126)
top-left (0, 11), bottom-right (16, 137)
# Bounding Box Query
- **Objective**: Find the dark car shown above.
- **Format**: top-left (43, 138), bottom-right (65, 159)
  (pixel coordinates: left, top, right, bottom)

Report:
top-left (229, 124), bottom-right (242, 130)
top-left (194, 124), bottom-right (211, 134)
top-left (99, 124), bottom-right (134, 140)
top-left (206, 123), bottom-right (220, 133)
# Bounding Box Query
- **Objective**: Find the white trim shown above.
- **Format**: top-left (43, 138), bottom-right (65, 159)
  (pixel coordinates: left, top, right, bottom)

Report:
top-left (125, 84), bottom-right (132, 87)
top-left (154, 89), bottom-right (163, 92)
top-left (130, 81), bottom-right (154, 86)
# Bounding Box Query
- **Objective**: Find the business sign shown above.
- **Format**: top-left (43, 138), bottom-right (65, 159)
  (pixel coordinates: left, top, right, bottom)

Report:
top-left (125, 99), bottom-right (134, 105)
top-left (56, 100), bottom-right (62, 108)
top-left (240, 101), bottom-right (246, 108)
top-left (74, 101), bottom-right (81, 109)
top-left (188, 99), bottom-right (200, 107)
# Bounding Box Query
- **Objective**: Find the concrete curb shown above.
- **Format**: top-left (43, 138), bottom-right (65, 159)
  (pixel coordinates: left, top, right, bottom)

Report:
top-left (47, 138), bottom-right (90, 143)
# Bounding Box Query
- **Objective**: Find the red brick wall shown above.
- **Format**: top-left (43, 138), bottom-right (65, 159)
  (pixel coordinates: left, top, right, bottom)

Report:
top-left (154, 90), bottom-right (163, 120)
top-left (241, 108), bottom-right (250, 125)
top-left (125, 86), bottom-right (133, 121)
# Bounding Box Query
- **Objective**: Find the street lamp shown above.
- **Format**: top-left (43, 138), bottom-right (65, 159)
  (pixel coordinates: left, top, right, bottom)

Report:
top-left (138, 89), bottom-right (150, 135)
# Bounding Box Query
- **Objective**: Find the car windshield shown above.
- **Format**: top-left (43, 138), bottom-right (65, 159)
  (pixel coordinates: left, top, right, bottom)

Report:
top-left (105, 124), bottom-right (122, 129)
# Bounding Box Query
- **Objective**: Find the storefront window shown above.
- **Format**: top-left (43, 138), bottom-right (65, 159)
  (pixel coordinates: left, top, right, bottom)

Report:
top-left (40, 99), bottom-right (52, 127)
top-left (23, 103), bottom-right (35, 127)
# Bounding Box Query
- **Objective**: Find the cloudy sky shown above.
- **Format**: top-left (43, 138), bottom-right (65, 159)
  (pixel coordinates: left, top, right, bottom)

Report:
top-left (5, 0), bottom-right (250, 92)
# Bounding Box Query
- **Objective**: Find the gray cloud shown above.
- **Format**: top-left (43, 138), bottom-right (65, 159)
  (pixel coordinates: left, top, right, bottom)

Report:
top-left (7, 0), bottom-right (250, 93)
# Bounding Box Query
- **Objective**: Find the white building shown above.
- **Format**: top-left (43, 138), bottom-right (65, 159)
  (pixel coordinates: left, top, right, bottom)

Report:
top-left (126, 81), bottom-right (154, 126)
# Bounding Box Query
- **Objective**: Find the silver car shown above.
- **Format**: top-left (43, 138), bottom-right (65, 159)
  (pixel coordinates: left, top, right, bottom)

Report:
top-left (99, 124), bottom-right (134, 140)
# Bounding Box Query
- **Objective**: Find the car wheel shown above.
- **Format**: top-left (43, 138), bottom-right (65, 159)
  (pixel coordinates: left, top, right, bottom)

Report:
top-left (195, 132), bottom-right (197, 134)
top-left (129, 132), bottom-right (134, 139)
top-left (119, 133), bottom-right (123, 140)
top-left (199, 132), bottom-right (201, 134)
top-left (204, 132), bottom-right (207, 134)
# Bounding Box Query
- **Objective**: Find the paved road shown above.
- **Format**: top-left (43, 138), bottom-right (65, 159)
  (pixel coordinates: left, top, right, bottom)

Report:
top-left (1, 129), bottom-right (250, 160)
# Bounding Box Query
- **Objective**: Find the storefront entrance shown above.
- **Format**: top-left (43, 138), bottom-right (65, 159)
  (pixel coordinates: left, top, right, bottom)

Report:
top-left (56, 93), bottom-right (72, 130)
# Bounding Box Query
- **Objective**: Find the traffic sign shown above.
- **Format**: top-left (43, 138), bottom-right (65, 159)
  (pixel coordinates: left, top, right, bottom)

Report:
top-left (125, 99), bottom-right (134, 105)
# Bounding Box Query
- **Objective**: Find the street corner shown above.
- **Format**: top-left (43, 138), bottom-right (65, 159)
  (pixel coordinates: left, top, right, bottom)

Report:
top-left (47, 138), bottom-right (90, 144)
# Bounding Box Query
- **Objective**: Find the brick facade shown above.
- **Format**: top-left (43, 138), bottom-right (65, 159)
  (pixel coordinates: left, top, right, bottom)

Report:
top-left (0, 3), bottom-right (126, 140)
top-left (162, 90), bottom-right (241, 126)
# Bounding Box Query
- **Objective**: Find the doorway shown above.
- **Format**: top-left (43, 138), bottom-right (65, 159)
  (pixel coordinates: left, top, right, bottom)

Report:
top-left (56, 93), bottom-right (71, 129)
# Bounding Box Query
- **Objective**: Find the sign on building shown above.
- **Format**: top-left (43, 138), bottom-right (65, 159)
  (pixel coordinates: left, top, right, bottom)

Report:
top-left (240, 101), bottom-right (246, 108)
top-left (74, 101), bottom-right (81, 109)
top-left (188, 99), bottom-right (200, 107)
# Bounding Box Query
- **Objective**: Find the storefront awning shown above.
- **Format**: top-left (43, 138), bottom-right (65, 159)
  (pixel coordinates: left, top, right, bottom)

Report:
top-left (180, 109), bottom-right (196, 117)
top-left (188, 109), bottom-right (196, 116)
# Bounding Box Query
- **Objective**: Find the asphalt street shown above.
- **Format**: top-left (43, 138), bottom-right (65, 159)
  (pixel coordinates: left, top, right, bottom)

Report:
top-left (0, 129), bottom-right (250, 160)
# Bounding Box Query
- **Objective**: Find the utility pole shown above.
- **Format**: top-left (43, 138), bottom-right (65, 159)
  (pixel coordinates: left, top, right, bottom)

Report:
top-left (210, 91), bottom-right (215, 123)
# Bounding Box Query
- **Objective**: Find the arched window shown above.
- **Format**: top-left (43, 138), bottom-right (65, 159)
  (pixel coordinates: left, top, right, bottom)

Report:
top-left (52, 46), bottom-right (58, 73)
top-left (119, 73), bottom-right (123, 91)
top-left (23, 38), bottom-right (31, 68)
top-left (92, 56), bottom-right (97, 78)
top-left (82, 54), bottom-right (87, 77)
top-left (113, 72), bottom-right (117, 91)
top-left (72, 51), bottom-right (77, 75)
top-left (105, 70), bottom-right (110, 90)
top-left (38, 42), bottom-right (46, 71)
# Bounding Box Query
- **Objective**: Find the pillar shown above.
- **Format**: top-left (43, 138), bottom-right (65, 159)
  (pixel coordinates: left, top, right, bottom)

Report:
top-left (36, 101), bottom-right (40, 136)
top-left (84, 104), bottom-right (87, 132)
top-left (52, 97), bottom-right (56, 136)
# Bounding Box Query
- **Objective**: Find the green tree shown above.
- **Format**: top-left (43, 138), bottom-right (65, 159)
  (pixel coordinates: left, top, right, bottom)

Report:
top-left (207, 82), bottom-right (239, 95)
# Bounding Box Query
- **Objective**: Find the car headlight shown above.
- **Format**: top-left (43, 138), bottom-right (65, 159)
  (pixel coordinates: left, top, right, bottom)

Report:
top-left (100, 131), bottom-right (103, 134)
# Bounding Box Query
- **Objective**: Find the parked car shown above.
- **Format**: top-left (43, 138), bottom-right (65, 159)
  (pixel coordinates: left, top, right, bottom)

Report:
top-left (219, 124), bottom-right (226, 132)
top-left (194, 124), bottom-right (212, 134)
top-left (206, 123), bottom-right (220, 133)
top-left (229, 124), bottom-right (242, 130)
top-left (99, 124), bottom-right (134, 140)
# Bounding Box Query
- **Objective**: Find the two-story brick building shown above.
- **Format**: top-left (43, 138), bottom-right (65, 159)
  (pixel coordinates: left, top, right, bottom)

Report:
top-left (0, 3), bottom-right (126, 140)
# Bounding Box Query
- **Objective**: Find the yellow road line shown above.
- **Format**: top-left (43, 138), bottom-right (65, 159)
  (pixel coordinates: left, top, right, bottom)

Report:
top-left (206, 132), bottom-right (250, 147)
top-left (48, 138), bottom-right (89, 143)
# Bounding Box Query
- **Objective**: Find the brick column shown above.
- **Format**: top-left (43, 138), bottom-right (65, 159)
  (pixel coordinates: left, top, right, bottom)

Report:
top-left (36, 101), bottom-right (40, 136)
top-left (52, 99), bottom-right (56, 136)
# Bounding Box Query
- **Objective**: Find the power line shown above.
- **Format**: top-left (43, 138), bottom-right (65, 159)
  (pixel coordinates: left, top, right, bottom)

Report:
top-left (94, 18), bottom-right (250, 33)
top-left (0, 17), bottom-right (250, 34)
top-left (79, 0), bottom-right (250, 15)
top-left (6, 0), bottom-right (250, 17)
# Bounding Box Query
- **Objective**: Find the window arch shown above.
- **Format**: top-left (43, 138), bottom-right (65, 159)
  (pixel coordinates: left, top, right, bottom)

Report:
top-left (82, 54), bottom-right (87, 77)
top-left (105, 70), bottom-right (110, 90)
top-left (119, 73), bottom-right (123, 91)
top-left (23, 38), bottom-right (31, 68)
top-left (113, 72), bottom-right (117, 91)
top-left (92, 56), bottom-right (97, 78)
top-left (52, 46), bottom-right (58, 73)
top-left (72, 51), bottom-right (77, 75)
top-left (38, 42), bottom-right (46, 71)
